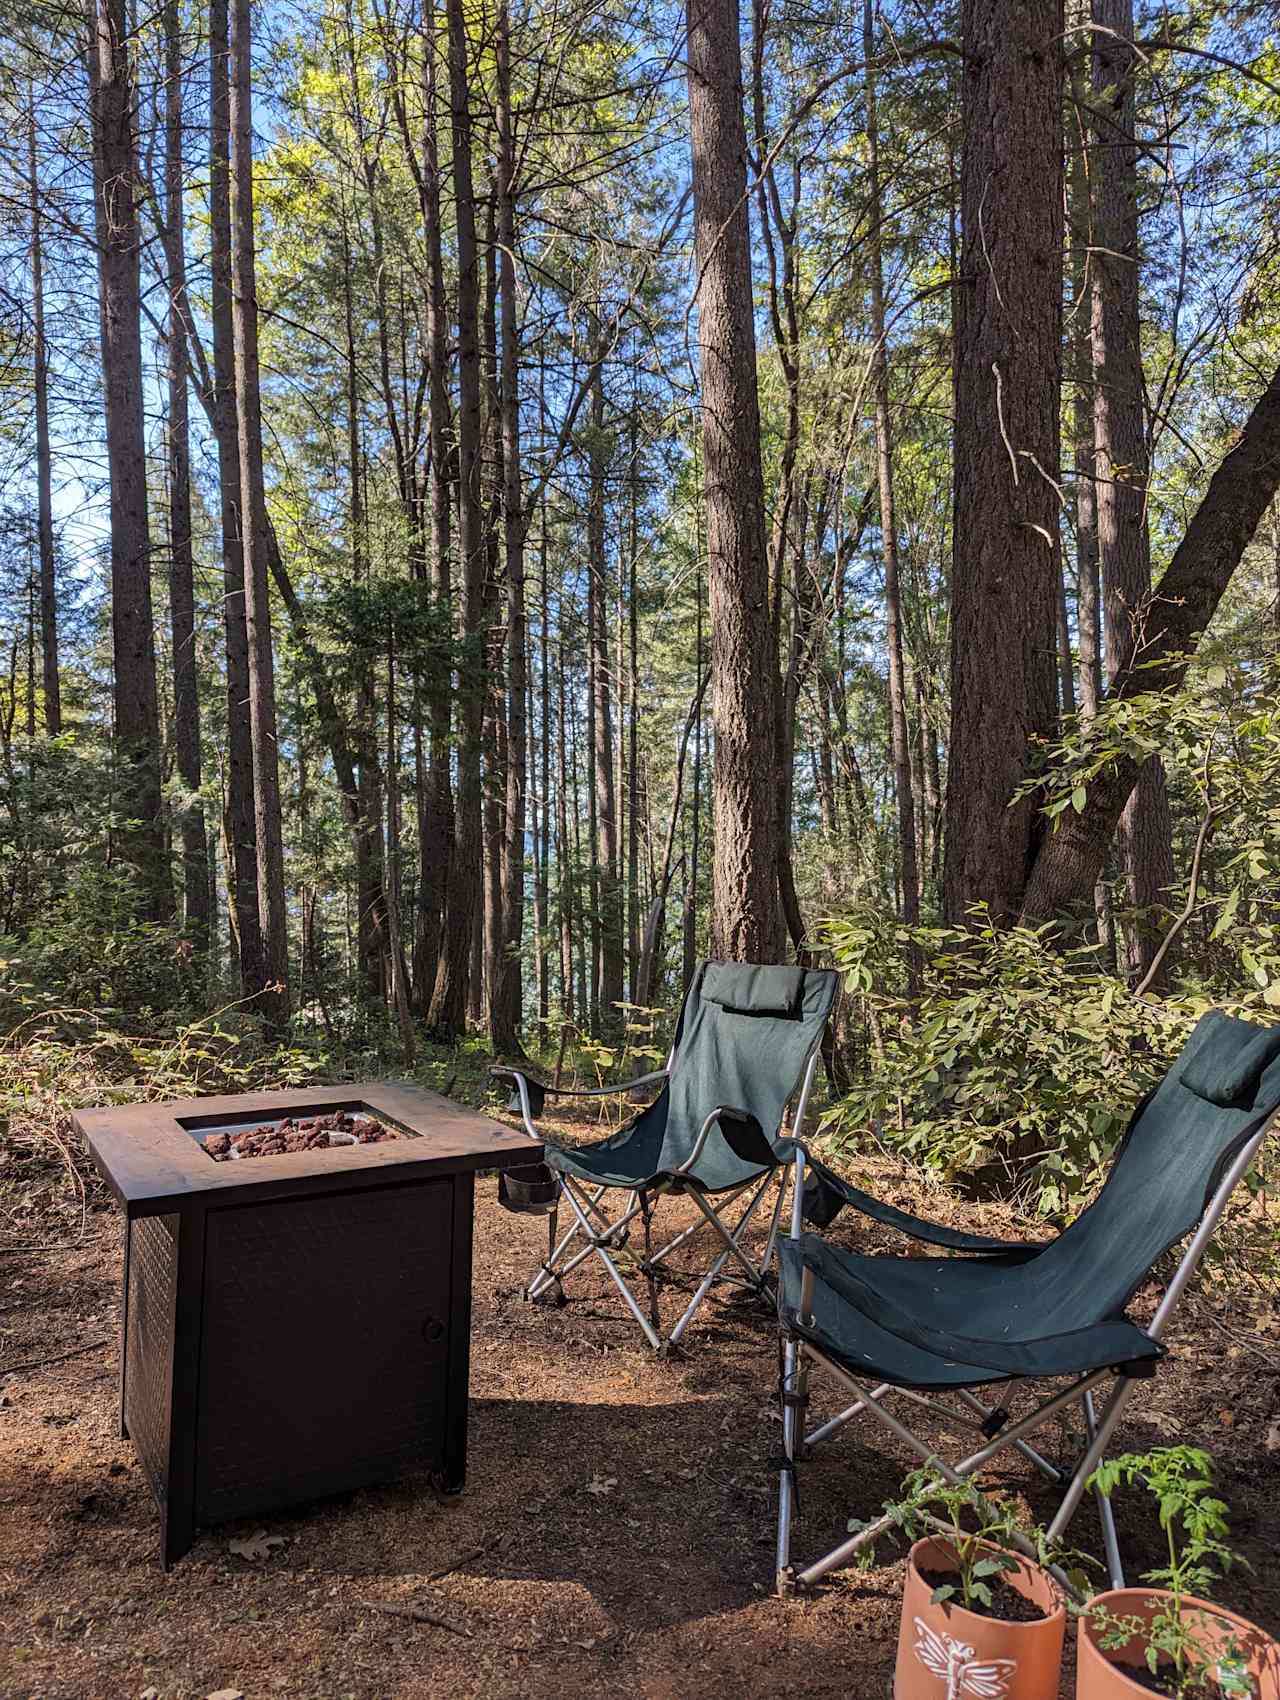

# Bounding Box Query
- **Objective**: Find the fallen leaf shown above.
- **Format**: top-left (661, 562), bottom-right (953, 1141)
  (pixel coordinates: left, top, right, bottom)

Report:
top-left (1219, 1408), bottom-right (1234, 1427)
top-left (207, 1690), bottom-right (244, 1700)
top-left (1265, 1422), bottom-right (1280, 1453)
top-left (228, 1530), bottom-right (286, 1561)
top-left (585, 1474), bottom-right (617, 1497)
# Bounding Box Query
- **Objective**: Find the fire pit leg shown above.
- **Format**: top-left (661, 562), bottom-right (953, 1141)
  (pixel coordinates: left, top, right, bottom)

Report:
top-left (438, 1174), bottom-right (475, 1495)
top-left (118, 1231), bottom-right (131, 1441)
top-left (156, 1204), bottom-right (205, 1568)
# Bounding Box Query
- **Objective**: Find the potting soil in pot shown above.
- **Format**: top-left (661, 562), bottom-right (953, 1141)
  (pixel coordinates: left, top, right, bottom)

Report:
top-left (918, 1566), bottom-right (1048, 1625)
top-left (1103, 1665), bottom-right (1238, 1700)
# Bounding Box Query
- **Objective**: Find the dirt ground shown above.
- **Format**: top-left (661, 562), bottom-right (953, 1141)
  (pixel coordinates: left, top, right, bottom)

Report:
top-left (2, 1109), bottom-right (1279, 1700)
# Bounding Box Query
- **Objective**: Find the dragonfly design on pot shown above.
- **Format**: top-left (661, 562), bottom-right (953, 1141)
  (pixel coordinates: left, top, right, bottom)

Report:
top-left (913, 1618), bottom-right (1017, 1700)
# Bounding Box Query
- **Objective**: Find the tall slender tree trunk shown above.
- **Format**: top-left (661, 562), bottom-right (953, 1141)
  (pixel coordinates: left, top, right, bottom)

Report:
top-left (863, 0), bottom-right (919, 929)
top-left (209, 0), bottom-right (261, 987)
top-left (164, 0), bottom-right (210, 953)
top-left (1091, 0), bottom-right (1174, 982)
top-left (943, 0), bottom-right (1064, 925)
top-left (490, 0), bottom-right (527, 1055)
top-left (682, 461), bottom-right (705, 991)
top-left (28, 100), bottom-right (60, 736)
top-left (537, 450), bottom-right (551, 1037)
top-left (89, 0), bottom-right (171, 921)
top-left (229, 0), bottom-right (289, 1026)
top-left (341, 219), bottom-right (387, 1005)
top-left (385, 643), bottom-right (416, 1059)
top-left (587, 356), bottom-right (623, 1023)
top-left (556, 626), bottom-right (574, 1025)
top-left (626, 367), bottom-right (641, 1004)
top-left (1067, 36), bottom-right (1114, 959)
top-left (687, 0), bottom-right (783, 961)
top-left (429, 0), bottom-right (483, 1037)
top-left (413, 0), bottom-right (453, 1011)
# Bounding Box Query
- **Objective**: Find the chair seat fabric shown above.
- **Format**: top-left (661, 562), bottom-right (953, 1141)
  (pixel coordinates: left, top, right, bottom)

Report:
top-left (544, 1127), bottom-right (766, 1193)
top-left (776, 1234), bottom-right (1162, 1389)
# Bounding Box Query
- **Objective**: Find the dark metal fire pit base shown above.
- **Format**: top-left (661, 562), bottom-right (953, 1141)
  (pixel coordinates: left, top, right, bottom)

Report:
top-left (76, 1083), bottom-right (540, 1567)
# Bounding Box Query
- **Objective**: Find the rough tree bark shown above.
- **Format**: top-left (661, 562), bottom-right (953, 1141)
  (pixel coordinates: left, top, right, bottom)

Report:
top-left (229, 0), bottom-right (289, 1026)
top-left (1091, 0), bottom-right (1175, 983)
top-left (413, 0), bottom-right (454, 1011)
top-left (88, 0), bottom-right (171, 921)
top-left (489, 0), bottom-right (527, 1056)
top-left (209, 0), bottom-right (262, 985)
top-left (28, 99), bottom-right (60, 736)
top-left (163, 0), bottom-right (211, 952)
top-left (1022, 359), bottom-right (1280, 920)
top-left (429, 0), bottom-right (484, 1036)
top-left (864, 0), bottom-right (919, 928)
top-left (587, 356), bottom-right (623, 1023)
top-left (687, 0), bottom-right (784, 962)
top-left (943, 0), bottom-right (1064, 925)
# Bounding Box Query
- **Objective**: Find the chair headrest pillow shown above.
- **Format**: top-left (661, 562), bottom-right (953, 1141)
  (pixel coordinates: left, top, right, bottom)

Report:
top-left (701, 962), bottom-right (805, 1019)
top-left (1179, 1009), bottom-right (1280, 1107)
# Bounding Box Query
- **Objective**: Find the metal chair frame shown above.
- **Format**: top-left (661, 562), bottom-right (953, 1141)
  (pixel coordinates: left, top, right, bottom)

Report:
top-left (774, 1117), bottom-right (1276, 1596)
top-left (504, 1047), bottom-right (823, 1353)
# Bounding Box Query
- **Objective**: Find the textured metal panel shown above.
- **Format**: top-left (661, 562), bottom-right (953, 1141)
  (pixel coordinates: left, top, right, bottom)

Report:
top-left (124, 1213), bottom-right (179, 1505)
top-left (196, 1182), bottom-right (454, 1523)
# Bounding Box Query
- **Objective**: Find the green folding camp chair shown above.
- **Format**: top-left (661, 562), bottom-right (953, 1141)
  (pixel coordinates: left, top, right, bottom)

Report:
top-left (754, 1009), bottom-right (1280, 1595)
top-left (492, 960), bottom-right (839, 1353)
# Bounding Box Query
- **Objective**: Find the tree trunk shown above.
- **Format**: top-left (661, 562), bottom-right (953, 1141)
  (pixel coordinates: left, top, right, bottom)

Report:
top-left (229, 0), bottom-right (289, 1027)
top-left (413, 0), bottom-right (453, 1011)
top-left (687, 0), bottom-right (783, 961)
top-left (89, 0), bottom-right (171, 921)
top-left (1091, 0), bottom-right (1174, 982)
top-left (164, 0), bottom-right (210, 954)
top-left (28, 99), bottom-right (60, 737)
top-left (1022, 358), bottom-right (1280, 920)
top-left (490, 0), bottom-right (527, 1056)
top-left (587, 356), bottom-right (623, 1022)
top-left (943, 0), bottom-right (1064, 925)
top-left (864, 0), bottom-right (919, 928)
top-left (209, 0), bottom-right (261, 988)
top-left (429, 0), bottom-right (483, 1037)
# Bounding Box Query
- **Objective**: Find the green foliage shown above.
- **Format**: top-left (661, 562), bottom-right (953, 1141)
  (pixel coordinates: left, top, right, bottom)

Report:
top-left (1, 863), bottom-right (204, 1026)
top-left (1087, 1449), bottom-right (1254, 1698)
top-left (821, 911), bottom-right (1207, 1213)
top-left (856, 1470), bottom-right (1090, 1613)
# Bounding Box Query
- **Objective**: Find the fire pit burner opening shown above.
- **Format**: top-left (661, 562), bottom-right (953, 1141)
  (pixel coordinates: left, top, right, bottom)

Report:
top-left (181, 1105), bottom-right (404, 1162)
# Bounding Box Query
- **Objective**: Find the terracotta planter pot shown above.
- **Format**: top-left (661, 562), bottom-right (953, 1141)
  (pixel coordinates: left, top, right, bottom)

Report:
top-left (894, 1535), bottom-right (1066, 1700)
top-left (1076, 1588), bottom-right (1280, 1699)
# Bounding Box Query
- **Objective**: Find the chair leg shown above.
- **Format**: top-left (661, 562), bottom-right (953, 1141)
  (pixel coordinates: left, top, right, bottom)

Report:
top-left (1046, 1373), bottom-right (1138, 1546)
top-left (638, 1189), bottom-right (662, 1335)
top-left (560, 1178), bottom-right (664, 1350)
top-left (776, 1336), bottom-right (806, 1594)
top-left (666, 1171), bottom-right (776, 1349)
top-left (1083, 1387), bottom-right (1126, 1589)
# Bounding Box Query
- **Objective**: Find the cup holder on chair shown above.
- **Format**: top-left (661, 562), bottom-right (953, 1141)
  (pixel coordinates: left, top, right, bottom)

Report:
top-left (498, 1162), bottom-right (559, 1215)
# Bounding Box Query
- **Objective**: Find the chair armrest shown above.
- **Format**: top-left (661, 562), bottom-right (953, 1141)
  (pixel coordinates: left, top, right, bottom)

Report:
top-left (672, 1105), bottom-right (773, 1177)
top-left (489, 1066), bottom-right (667, 1137)
top-left (795, 1150), bottom-right (1048, 1256)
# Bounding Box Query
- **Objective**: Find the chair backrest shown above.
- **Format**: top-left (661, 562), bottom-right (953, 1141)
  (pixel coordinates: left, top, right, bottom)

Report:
top-left (647, 961), bottom-right (838, 1187)
top-left (1027, 1010), bottom-right (1280, 1329)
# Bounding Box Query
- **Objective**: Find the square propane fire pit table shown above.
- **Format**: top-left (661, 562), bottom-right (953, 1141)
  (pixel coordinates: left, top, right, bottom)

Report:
top-left (73, 1081), bottom-right (541, 1567)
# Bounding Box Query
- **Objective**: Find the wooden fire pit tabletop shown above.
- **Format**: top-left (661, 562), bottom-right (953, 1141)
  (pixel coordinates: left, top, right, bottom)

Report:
top-left (73, 1080), bottom-right (543, 1218)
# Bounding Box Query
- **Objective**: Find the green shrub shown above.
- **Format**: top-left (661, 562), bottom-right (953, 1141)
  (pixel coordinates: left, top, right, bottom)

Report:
top-left (819, 912), bottom-right (1222, 1215)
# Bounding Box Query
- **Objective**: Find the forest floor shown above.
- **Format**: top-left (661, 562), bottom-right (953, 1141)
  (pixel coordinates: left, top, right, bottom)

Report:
top-left (2, 1086), bottom-right (1280, 1700)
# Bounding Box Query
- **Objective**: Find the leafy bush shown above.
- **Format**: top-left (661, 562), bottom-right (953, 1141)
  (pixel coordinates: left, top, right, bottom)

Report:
top-left (0, 864), bottom-right (209, 1026)
top-left (819, 912), bottom-right (1221, 1215)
